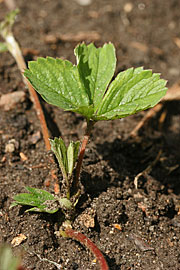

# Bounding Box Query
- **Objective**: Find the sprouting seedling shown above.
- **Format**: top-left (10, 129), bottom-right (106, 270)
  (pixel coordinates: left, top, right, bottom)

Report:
top-left (24, 42), bottom-right (167, 190)
top-left (9, 40), bottom-right (167, 270)
top-left (11, 42), bottom-right (167, 215)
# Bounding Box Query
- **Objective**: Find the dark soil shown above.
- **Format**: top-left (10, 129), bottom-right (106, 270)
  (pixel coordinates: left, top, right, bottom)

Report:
top-left (0, 0), bottom-right (180, 269)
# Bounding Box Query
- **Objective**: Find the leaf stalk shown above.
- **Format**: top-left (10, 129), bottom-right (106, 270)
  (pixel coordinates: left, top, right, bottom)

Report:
top-left (74, 120), bottom-right (95, 192)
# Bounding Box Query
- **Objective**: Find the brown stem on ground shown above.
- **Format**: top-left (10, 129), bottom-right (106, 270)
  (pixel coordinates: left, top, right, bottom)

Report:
top-left (65, 229), bottom-right (109, 270)
top-left (74, 120), bottom-right (95, 191)
top-left (4, 34), bottom-right (51, 151)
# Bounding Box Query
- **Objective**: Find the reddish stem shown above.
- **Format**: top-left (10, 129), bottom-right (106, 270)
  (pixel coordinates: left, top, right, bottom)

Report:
top-left (74, 120), bottom-right (94, 190)
top-left (2, 6), bottom-right (51, 151)
top-left (26, 80), bottom-right (51, 150)
top-left (65, 229), bottom-right (109, 270)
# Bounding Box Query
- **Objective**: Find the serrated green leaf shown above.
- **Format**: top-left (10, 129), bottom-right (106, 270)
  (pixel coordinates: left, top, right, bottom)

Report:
top-left (25, 186), bottom-right (55, 200)
top-left (24, 57), bottom-right (92, 117)
top-left (50, 137), bottom-right (68, 179)
top-left (24, 43), bottom-right (167, 122)
top-left (67, 141), bottom-right (80, 175)
top-left (0, 245), bottom-right (20, 270)
top-left (95, 67), bottom-right (167, 120)
top-left (11, 187), bottom-right (59, 214)
top-left (0, 42), bottom-right (8, 53)
top-left (74, 42), bottom-right (116, 111)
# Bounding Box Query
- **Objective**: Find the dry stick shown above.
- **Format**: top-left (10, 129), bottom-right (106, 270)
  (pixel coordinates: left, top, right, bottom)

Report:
top-left (2, 5), bottom-right (59, 191)
top-left (65, 229), bottom-right (109, 270)
top-left (4, 35), bottom-right (63, 193)
top-left (130, 81), bottom-right (180, 137)
top-left (4, 34), bottom-right (51, 151)
top-left (74, 120), bottom-right (95, 191)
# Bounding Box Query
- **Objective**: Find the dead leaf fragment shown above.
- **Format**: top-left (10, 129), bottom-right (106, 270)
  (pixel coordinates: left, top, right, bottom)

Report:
top-left (59, 31), bottom-right (101, 42)
top-left (45, 31), bottom-right (101, 44)
top-left (80, 213), bottom-right (95, 228)
top-left (11, 234), bottom-right (27, 247)
top-left (0, 91), bottom-right (26, 111)
top-left (78, 209), bottom-right (96, 228)
top-left (129, 233), bottom-right (154, 251)
top-left (29, 131), bottom-right (41, 144)
top-left (20, 152), bottom-right (28, 161)
top-left (130, 41), bottom-right (148, 53)
top-left (113, 224), bottom-right (122, 231)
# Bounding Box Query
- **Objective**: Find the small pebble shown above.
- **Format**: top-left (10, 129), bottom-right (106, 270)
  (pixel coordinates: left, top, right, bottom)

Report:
top-left (0, 91), bottom-right (25, 111)
top-left (5, 139), bottom-right (19, 153)
top-left (29, 131), bottom-right (41, 144)
top-left (75, 0), bottom-right (92, 6)
top-left (124, 3), bottom-right (133, 13)
top-left (138, 3), bottom-right (145, 10)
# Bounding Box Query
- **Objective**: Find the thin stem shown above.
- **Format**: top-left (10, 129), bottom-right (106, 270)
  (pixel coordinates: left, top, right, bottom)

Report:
top-left (65, 229), bottom-right (109, 270)
top-left (4, 33), bottom-right (51, 151)
top-left (74, 120), bottom-right (94, 191)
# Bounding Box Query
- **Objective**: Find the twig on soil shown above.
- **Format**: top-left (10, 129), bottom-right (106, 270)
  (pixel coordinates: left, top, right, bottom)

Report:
top-left (65, 229), bottom-right (109, 270)
top-left (1, 7), bottom-right (51, 151)
top-left (134, 149), bottom-right (162, 189)
top-left (5, 36), bottom-right (51, 151)
top-left (130, 81), bottom-right (180, 137)
top-left (1, 7), bottom-right (61, 193)
top-left (128, 233), bottom-right (154, 252)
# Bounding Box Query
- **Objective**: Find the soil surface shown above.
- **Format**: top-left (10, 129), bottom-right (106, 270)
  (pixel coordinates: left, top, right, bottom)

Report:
top-left (0, 0), bottom-right (180, 269)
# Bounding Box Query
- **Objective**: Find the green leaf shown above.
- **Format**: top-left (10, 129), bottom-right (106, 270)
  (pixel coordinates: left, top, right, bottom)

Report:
top-left (24, 57), bottom-right (92, 118)
top-left (95, 67), bottom-right (167, 120)
top-left (24, 43), bottom-right (167, 121)
top-left (50, 137), bottom-right (80, 177)
top-left (67, 141), bottom-right (80, 175)
top-left (10, 187), bottom-right (59, 214)
top-left (0, 245), bottom-right (20, 270)
top-left (0, 42), bottom-right (8, 53)
top-left (74, 43), bottom-right (116, 111)
top-left (50, 137), bottom-right (68, 179)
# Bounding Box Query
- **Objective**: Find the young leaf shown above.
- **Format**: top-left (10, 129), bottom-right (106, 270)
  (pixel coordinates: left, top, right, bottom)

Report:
top-left (95, 67), bottom-right (167, 120)
top-left (67, 141), bottom-right (80, 175)
top-left (24, 57), bottom-right (93, 118)
top-left (50, 137), bottom-right (68, 180)
top-left (74, 43), bottom-right (116, 111)
top-left (10, 187), bottom-right (59, 214)
top-left (50, 137), bottom-right (80, 177)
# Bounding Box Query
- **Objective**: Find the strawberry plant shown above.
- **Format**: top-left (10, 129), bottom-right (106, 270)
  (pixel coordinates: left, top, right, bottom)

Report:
top-left (10, 42), bottom-right (167, 270)
top-left (11, 42), bottom-right (167, 216)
